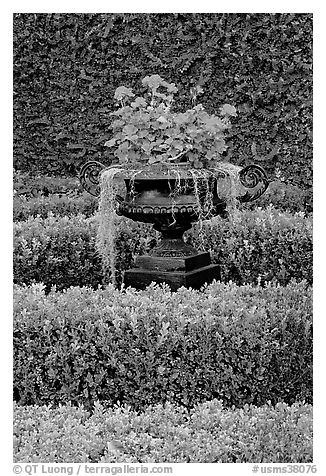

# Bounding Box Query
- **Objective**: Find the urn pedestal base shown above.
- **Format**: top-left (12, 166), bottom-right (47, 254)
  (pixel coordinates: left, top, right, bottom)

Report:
top-left (123, 252), bottom-right (220, 291)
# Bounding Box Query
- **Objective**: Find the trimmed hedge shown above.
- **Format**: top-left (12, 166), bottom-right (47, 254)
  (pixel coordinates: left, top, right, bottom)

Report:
top-left (13, 14), bottom-right (312, 190)
top-left (14, 400), bottom-right (313, 463)
top-left (13, 214), bottom-right (103, 291)
top-left (13, 194), bottom-right (98, 221)
top-left (191, 206), bottom-right (312, 286)
top-left (13, 281), bottom-right (312, 410)
top-left (13, 180), bottom-right (312, 222)
top-left (13, 170), bottom-right (81, 198)
top-left (13, 207), bottom-right (313, 291)
top-left (243, 181), bottom-right (312, 214)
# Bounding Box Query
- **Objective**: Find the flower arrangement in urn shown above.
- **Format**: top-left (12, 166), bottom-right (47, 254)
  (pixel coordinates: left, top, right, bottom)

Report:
top-left (104, 74), bottom-right (237, 170)
top-left (80, 75), bottom-right (269, 290)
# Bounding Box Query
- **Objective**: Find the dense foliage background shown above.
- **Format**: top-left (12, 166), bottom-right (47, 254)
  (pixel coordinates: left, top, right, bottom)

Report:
top-left (13, 13), bottom-right (312, 189)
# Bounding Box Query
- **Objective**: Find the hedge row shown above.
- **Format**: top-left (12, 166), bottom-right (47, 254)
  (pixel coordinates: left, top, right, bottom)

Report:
top-left (13, 170), bottom-right (81, 198)
top-left (13, 180), bottom-right (312, 222)
top-left (191, 207), bottom-right (312, 286)
top-left (13, 207), bottom-right (313, 291)
top-left (13, 194), bottom-right (98, 221)
top-left (14, 214), bottom-right (103, 291)
top-left (14, 399), bottom-right (312, 463)
top-left (243, 181), bottom-right (312, 214)
top-left (14, 281), bottom-right (312, 410)
top-left (13, 14), bottom-right (312, 189)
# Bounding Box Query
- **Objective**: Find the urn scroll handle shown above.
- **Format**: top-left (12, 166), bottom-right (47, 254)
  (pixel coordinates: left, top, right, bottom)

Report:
top-left (79, 160), bottom-right (126, 213)
top-left (79, 160), bottom-right (105, 197)
top-left (238, 164), bottom-right (269, 203)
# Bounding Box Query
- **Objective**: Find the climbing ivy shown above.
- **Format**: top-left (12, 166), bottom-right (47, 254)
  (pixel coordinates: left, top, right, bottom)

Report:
top-left (13, 13), bottom-right (312, 189)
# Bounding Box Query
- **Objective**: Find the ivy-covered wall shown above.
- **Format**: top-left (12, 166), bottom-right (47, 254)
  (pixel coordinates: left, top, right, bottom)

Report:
top-left (13, 13), bottom-right (312, 188)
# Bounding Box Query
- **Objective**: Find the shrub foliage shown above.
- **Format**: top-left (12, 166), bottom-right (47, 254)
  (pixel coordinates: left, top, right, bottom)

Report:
top-left (13, 194), bottom-right (98, 221)
top-left (13, 13), bottom-right (312, 188)
top-left (14, 400), bottom-right (312, 463)
top-left (13, 170), bottom-right (81, 198)
top-left (13, 281), bottom-right (312, 410)
top-left (13, 214), bottom-right (103, 291)
top-left (13, 208), bottom-right (312, 291)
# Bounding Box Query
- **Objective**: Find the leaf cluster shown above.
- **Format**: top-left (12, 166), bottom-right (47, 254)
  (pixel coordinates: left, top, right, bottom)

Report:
top-left (105, 74), bottom-right (235, 168)
top-left (14, 399), bottom-right (312, 463)
top-left (13, 280), bottom-right (312, 411)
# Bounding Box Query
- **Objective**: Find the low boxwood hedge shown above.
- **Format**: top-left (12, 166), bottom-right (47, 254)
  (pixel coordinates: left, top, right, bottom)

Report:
top-left (13, 207), bottom-right (313, 291)
top-left (13, 281), bottom-right (312, 410)
top-left (14, 399), bottom-right (312, 463)
top-left (242, 181), bottom-right (312, 214)
top-left (13, 194), bottom-right (98, 221)
top-left (13, 214), bottom-right (104, 291)
top-left (191, 206), bottom-right (312, 286)
top-left (13, 170), bottom-right (82, 198)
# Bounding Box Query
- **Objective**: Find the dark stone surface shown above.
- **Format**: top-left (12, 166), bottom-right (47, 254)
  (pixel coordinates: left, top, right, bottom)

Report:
top-left (124, 253), bottom-right (220, 291)
top-left (135, 252), bottom-right (211, 272)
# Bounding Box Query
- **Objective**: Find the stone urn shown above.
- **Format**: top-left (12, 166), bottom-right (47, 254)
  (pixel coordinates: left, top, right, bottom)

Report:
top-left (80, 161), bottom-right (269, 291)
